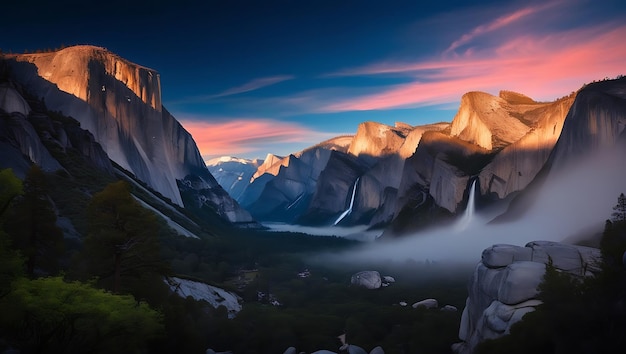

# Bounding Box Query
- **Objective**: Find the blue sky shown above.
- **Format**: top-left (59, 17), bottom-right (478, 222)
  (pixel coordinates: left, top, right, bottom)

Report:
top-left (2, 0), bottom-right (626, 160)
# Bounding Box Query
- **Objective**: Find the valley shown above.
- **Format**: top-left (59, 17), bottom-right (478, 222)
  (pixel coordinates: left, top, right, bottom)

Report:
top-left (1, 41), bottom-right (625, 354)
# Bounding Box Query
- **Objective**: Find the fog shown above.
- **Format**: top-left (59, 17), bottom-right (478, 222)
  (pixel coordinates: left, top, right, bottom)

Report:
top-left (306, 146), bottom-right (626, 266)
top-left (263, 222), bottom-right (382, 241)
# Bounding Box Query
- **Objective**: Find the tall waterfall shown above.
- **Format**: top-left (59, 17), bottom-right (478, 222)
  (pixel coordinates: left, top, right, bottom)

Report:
top-left (456, 179), bottom-right (478, 230)
top-left (333, 177), bottom-right (360, 226)
top-left (465, 179), bottom-right (477, 220)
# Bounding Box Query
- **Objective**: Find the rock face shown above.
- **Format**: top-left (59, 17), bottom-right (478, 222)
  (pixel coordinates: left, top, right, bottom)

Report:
top-left (547, 78), bottom-right (626, 170)
top-left (454, 241), bottom-right (602, 354)
top-left (300, 122), bottom-right (447, 226)
top-left (478, 93), bottom-right (576, 199)
top-left (240, 136), bottom-right (353, 222)
top-left (0, 82), bottom-right (31, 115)
top-left (3, 46), bottom-right (254, 224)
top-left (493, 77), bottom-right (626, 223)
top-left (390, 90), bottom-right (576, 234)
top-left (450, 91), bottom-right (532, 151)
top-left (0, 82), bottom-right (112, 177)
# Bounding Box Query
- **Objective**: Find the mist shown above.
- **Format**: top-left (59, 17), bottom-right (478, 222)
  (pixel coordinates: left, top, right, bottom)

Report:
top-left (311, 145), bottom-right (626, 266)
top-left (263, 222), bottom-right (382, 241)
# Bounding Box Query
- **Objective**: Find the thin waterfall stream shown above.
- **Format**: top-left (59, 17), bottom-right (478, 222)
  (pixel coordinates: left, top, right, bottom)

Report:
top-left (333, 177), bottom-right (360, 226)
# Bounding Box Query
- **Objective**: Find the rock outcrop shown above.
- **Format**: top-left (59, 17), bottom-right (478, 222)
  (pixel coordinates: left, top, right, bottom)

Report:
top-left (0, 83), bottom-right (112, 176)
top-left (3, 46), bottom-right (254, 224)
top-left (165, 277), bottom-right (243, 319)
top-left (454, 241), bottom-right (602, 354)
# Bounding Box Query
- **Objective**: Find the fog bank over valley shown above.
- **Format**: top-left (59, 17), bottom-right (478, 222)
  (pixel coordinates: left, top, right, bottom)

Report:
top-left (307, 145), bottom-right (626, 266)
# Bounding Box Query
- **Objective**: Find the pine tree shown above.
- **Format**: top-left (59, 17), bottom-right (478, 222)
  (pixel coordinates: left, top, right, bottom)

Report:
top-left (5, 165), bottom-right (64, 276)
top-left (611, 192), bottom-right (626, 223)
top-left (84, 181), bottom-right (165, 294)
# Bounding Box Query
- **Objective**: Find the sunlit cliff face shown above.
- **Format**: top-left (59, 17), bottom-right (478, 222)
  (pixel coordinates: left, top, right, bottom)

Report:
top-left (14, 45), bottom-right (161, 111)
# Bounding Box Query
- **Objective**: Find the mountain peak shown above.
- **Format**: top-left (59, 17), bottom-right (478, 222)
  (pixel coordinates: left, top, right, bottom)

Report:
top-left (207, 156), bottom-right (262, 166)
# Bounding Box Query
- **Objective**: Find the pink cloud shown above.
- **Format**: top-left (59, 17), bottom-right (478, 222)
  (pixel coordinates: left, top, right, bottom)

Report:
top-left (323, 24), bottom-right (626, 112)
top-left (444, 5), bottom-right (542, 55)
top-left (180, 118), bottom-right (337, 160)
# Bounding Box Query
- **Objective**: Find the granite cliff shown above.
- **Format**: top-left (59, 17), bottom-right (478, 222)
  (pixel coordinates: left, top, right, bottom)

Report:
top-left (2, 45), bottom-right (255, 225)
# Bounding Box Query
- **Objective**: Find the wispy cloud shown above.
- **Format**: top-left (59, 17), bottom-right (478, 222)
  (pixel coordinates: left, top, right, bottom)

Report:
top-left (322, 22), bottom-right (626, 112)
top-left (443, 2), bottom-right (558, 56)
top-left (213, 75), bottom-right (294, 98)
top-left (179, 118), bottom-right (339, 160)
top-left (170, 75), bottom-right (294, 104)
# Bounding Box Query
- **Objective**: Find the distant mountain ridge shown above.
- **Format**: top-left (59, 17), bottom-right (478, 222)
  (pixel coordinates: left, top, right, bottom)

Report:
top-left (213, 82), bottom-right (608, 232)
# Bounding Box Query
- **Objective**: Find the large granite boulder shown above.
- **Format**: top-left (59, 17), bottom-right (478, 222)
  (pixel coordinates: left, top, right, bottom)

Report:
top-left (454, 241), bottom-right (602, 353)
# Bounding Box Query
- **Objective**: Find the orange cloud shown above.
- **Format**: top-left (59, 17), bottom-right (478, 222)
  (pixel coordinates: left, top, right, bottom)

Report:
top-left (324, 24), bottom-right (626, 112)
top-left (180, 118), bottom-right (337, 160)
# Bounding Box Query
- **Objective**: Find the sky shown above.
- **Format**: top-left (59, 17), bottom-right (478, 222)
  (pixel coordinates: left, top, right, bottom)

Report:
top-left (2, 0), bottom-right (626, 161)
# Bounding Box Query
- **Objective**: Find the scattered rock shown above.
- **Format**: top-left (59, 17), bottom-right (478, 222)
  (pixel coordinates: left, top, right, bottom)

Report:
top-left (412, 298), bottom-right (438, 309)
top-left (351, 271), bottom-right (382, 289)
top-left (383, 275), bottom-right (395, 283)
top-left (441, 305), bottom-right (458, 312)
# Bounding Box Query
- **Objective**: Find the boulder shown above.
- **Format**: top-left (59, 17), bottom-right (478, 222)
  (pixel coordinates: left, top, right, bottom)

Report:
top-left (283, 347), bottom-right (297, 354)
top-left (369, 346), bottom-right (385, 354)
top-left (454, 241), bottom-right (602, 354)
top-left (347, 345), bottom-right (368, 354)
top-left (412, 298), bottom-right (438, 309)
top-left (351, 271), bottom-right (382, 289)
top-left (383, 276), bottom-right (396, 283)
top-left (441, 305), bottom-right (458, 312)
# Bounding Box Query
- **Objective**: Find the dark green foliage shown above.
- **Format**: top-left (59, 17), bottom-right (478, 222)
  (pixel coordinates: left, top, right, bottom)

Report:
top-left (0, 168), bottom-right (22, 216)
top-left (0, 277), bottom-right (163, 354)
top-left (4, 165), bottom-right (64, 276)
top-left (82, 181), bottom-right (167, 294)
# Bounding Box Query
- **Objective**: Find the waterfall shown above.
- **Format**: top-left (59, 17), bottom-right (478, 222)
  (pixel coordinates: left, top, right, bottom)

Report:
top-left (456, 179), bottom-right (478, 230)
top-left (333, 177), bottom-right (360, 226)
top-left (465, 179), bottom-right (477, 220)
